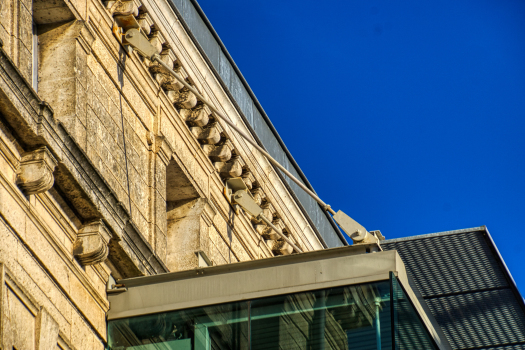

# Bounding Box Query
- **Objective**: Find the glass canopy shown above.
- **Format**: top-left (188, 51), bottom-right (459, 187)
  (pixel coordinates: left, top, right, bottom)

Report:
top-left (107, 273), bottom-right (436, 350)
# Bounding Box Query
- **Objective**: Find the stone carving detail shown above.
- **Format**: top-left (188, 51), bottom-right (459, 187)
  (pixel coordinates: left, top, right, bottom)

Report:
top-left (202, 139), bottom-right (232, 162)
top-left (137, 12), bottom-right (153, 35)
top-left (271, 240), bottom-right (294, 256)
top-left (73, 221), bottom-right (111, 265)
top-left (148, 31), bottom-right (165, 56)
top-left (16, 147), bottom-right (58, 195)
top-left (242, 167), bottom-right (255, 190)
top-left (214, 157), bottom-right (242, 178)
top-left (170, 88), bottom-right (198, 109)
top-left (251, 187), bottom-right (265, 206)
top-left (105, 0), bottom-right (139, 16)
top-left (106, 3), bottom-right (303, 255)
top-left (181, 106), bottom-right (210, 127)
top-left (191, 124), bottom-right (221, 145)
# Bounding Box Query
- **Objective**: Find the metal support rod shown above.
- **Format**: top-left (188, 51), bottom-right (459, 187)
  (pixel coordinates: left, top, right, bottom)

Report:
top-left (259, 214), bottom-right (303, 253)
top-left (375, 301), bottom-right (382, 350)
top-left (152, 55), bottom-right (337, 216)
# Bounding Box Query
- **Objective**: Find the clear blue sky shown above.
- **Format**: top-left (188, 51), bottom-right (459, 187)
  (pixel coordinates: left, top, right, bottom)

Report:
top-left (197, 0), bottom-right (525, 293)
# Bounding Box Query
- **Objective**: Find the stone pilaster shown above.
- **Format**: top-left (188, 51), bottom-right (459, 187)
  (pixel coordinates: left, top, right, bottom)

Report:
top-left (166, 197), bottom-right (216, 271)
top-left (153, 135), bottom-right (173, 261)
top-left (37, 20), bottom-right (95, 151)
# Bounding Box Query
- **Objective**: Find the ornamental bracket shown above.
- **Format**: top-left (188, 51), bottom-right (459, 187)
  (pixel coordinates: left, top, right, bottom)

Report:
top-left (16, 146), bottom-right (57, 195)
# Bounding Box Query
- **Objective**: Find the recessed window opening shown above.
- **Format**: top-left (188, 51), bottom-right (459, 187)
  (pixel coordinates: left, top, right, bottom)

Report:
top-left (32, 22), bottom-right (38, 91)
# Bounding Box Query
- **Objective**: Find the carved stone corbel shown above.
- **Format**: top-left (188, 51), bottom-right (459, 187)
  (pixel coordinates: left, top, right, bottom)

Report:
top-left (250, 187), bottom-right (265, 206)
top-left (182, 106), bottom-right (210, 127)
top-left (149, 48), bottom-right (176, 74)
top-left (214, 156), bottom-right (242, 178)
top-left (105, 0), bottom-right (139, 16)
top-left (170, 88), bottom-right (198, 109)
top-left (191, 124), bottom-right (221, 145)
top-left (137, 12), bottom-right (153, 35)
top-left (202, 139), bottom-right (233, 162)
top-left (148, 30), bottom-right (165, 56)
top-left (241, 167), bottom-right (255, 189)
top-left (16, 147), bottom-right (57, 195)
top-left (73, 221), bottom-right (111, 266)
top-left (271, 240), bottom-right (294, 256)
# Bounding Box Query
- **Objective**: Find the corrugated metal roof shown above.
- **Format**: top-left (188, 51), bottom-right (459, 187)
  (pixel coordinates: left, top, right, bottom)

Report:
top-left (382, 227), bottom-right (525, 350)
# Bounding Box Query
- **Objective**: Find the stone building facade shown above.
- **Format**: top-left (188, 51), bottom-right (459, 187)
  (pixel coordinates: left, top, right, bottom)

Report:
top-left (0, 0), bottom-right (343, 348)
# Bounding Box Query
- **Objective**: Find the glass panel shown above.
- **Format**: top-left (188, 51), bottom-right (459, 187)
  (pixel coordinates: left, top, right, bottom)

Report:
top-left (250, 282), bottom-right (392, 350)
top-left (390, 272), bottom-right (437, 350)
top-left (108, 300), bottom-right (249, 350)
top-left (108, 280), bottom-right (405, 350)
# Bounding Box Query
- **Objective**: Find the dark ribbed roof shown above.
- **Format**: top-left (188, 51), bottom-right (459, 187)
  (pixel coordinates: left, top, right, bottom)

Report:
top-left (382, 227), bottom-right (525, 350)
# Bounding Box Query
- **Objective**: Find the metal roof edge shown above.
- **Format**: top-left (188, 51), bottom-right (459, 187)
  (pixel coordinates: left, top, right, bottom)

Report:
top-left (382, 226), bottom-right (487, 244)
top-left (116, 243), bottom-right (379, 288)
top-left (483, 226), bottom-right (525, 314)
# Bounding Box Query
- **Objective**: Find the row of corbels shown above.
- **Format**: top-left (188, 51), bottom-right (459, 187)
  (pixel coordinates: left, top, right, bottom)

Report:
top-left (104, 0), bottom-right (299, 255)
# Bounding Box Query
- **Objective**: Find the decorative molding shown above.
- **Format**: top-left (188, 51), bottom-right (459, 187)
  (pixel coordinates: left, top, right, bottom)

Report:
top-left (35, 306), bottom-right (60, 350)
top-left (154, 135), bottom-right (174, 166)
top-left (0, 263), bottom-right (59, 348)
top-left (76, 21), bottom-right (96, 55)
top-left (16, 146), bottom-right (57, 195)
top-left (74, 221), bottom-right (111, 266)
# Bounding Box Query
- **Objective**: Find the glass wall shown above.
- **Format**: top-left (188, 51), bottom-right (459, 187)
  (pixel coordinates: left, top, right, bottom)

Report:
top-left (391, 272), bottom-right (437, 350)
top-left (108, 277), bottom-right (437, 350)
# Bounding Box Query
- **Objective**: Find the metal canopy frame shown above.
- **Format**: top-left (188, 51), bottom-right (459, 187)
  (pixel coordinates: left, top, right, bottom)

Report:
top-left (107, 247), bottom-right (451, 349)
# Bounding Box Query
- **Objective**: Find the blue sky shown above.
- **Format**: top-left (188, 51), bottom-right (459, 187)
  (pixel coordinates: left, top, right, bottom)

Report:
top-left (197, 0), bottom-right (525, 293)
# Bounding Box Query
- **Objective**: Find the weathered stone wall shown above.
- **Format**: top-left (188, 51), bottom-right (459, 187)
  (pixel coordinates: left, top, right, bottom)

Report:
top-left (0, 0), bottom-right (325, 347)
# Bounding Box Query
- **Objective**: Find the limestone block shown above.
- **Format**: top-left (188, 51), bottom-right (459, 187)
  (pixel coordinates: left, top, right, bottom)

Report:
top-left (16, 146), bottom-right (58, 195)
top-left (18, 3), bottom-right (32, 46)
top-left (73, 220), bottom-right (111, 265)
top-left (2, 285), bottom-right (36, 349)
top-left (166, 198), bottom-right (215, 271)
top-left (155, 225), bottom-right (167, 261)
top-left (18, 44), bottom-right (32, 83)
